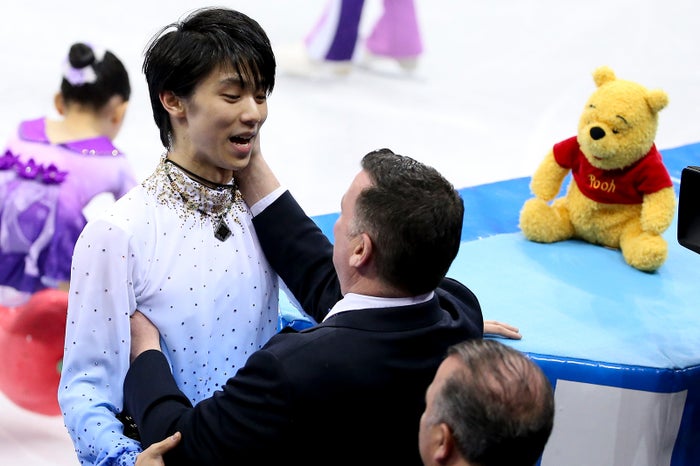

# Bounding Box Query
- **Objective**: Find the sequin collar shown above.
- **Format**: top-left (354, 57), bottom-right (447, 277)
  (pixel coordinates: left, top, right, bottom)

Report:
top-left (144, 158), bottom-right (246, 241)
top-left (162, 159), bottom-right (237, 216)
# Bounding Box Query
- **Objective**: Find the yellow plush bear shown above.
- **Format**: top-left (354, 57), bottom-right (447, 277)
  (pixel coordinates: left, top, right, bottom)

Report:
top-left (519, 66), bottom-right (676, 272)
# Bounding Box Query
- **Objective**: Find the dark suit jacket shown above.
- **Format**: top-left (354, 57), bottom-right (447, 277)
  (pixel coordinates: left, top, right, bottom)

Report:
top-left (124, 191), bottom-right (483, 466)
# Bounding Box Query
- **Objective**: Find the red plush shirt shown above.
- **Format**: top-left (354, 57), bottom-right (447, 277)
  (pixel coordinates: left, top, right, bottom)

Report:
top-left (553, 136), bottom-right (673, 204)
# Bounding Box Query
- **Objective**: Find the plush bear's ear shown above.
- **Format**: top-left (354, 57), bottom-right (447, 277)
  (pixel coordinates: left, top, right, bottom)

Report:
top-left (593, 65), bottom-right (616, 88)
top-left (646, 89), bottom-right (669, 114)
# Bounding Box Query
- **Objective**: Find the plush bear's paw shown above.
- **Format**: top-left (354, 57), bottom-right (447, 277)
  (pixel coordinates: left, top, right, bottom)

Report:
top-left (621, 232), bottom-right (668, 272)
top-left (519, 198), bottom-right (573, 243)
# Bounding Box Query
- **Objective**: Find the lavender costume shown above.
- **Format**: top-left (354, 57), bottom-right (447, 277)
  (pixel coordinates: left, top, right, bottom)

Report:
top-left (0, 118), bottom-right (137, 298)
top-left (305, 0), bottom-right (423, 62)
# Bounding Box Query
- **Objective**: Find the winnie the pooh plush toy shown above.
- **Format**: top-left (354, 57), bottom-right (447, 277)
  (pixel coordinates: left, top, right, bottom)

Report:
top-left (519, 66), bottom-right (676, 272)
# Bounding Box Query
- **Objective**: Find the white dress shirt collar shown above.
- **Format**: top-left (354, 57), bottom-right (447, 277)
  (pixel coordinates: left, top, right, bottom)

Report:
top-left (324, 292), bottom-right (434, 322)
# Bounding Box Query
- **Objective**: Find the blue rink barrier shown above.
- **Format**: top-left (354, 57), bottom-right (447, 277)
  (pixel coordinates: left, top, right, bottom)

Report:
top-left (457, 221), bottom-right (700, 466)
top-left (526, 353), bottom-right (700, 466)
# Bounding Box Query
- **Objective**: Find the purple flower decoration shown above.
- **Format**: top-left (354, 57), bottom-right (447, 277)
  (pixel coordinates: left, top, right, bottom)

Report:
top-left (2, 151), bottom-right (69, 184)
top-left (42, 163), bottom-right (68, 184)
top-left (16, 158), bottom-right (41, 180)
top-left (0, 150), bottom-right (19, 170)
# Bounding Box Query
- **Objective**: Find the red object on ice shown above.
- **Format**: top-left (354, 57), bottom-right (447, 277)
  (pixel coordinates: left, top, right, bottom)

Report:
top-left (0, 289), bottom-right (67, 416)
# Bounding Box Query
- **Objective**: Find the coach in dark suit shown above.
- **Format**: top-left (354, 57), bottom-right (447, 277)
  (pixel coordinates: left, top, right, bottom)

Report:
top-left (124, 148), bottom-right (484, 466)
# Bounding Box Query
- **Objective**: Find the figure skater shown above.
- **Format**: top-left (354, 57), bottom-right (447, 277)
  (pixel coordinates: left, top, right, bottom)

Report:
top-left (0, 42), bottom-right (135, 306)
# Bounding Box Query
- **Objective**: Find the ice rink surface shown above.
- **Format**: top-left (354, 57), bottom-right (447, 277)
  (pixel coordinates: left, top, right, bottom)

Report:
top-left (1, 1), bottom-right (699, 464)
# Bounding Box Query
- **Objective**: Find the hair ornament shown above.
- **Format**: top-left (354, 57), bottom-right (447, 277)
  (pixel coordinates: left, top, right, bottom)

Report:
top-left (61, 43), bottom-right (107, 86)
top-left (62, 61), bottom-right (96, 86)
